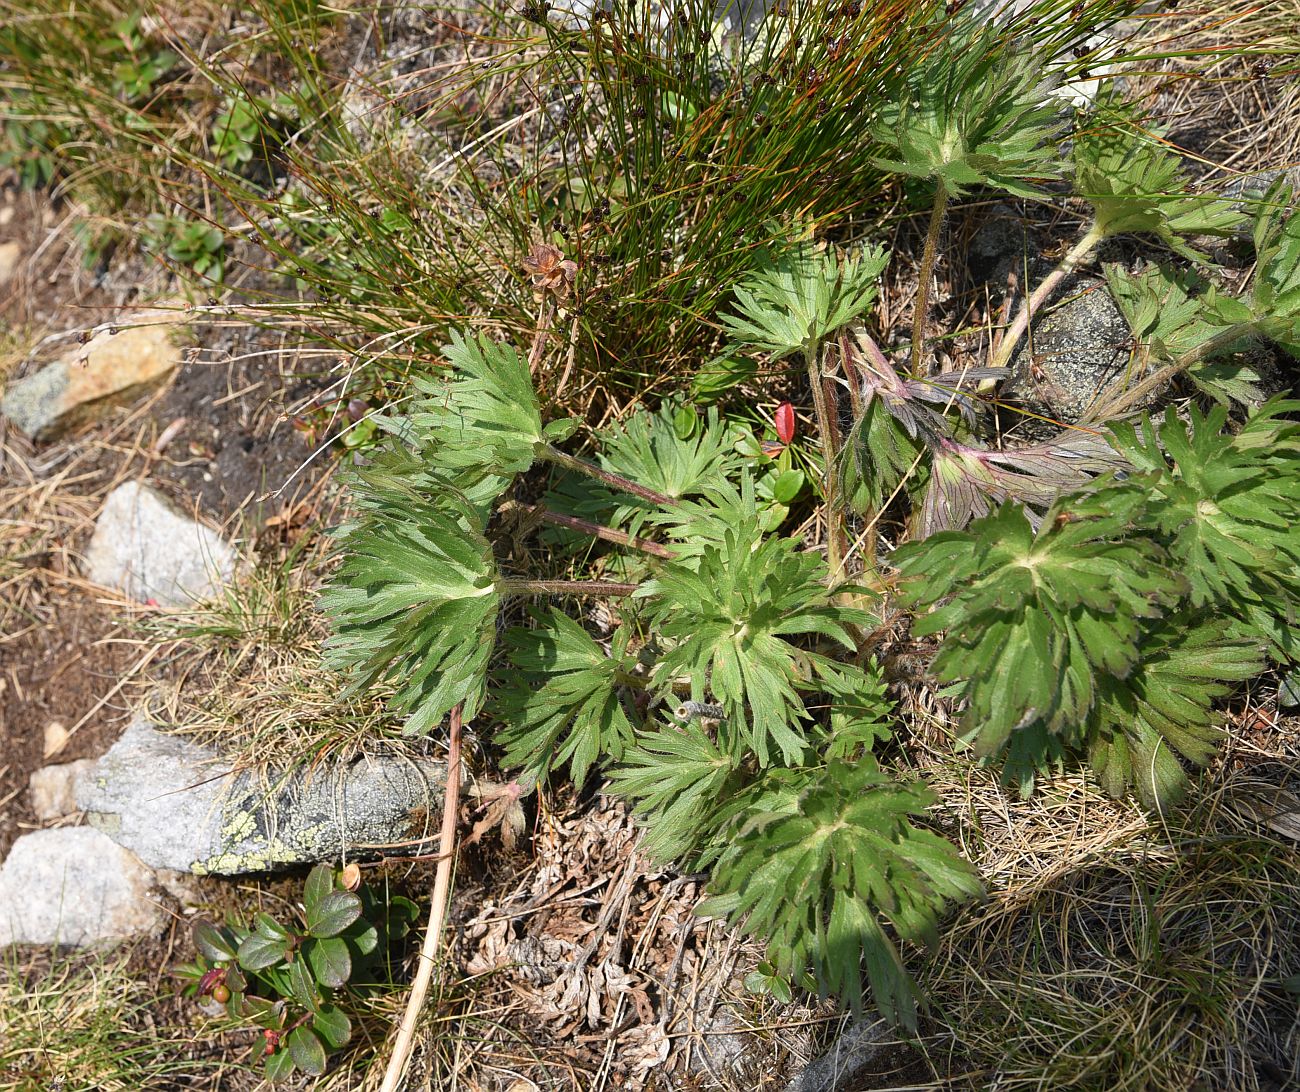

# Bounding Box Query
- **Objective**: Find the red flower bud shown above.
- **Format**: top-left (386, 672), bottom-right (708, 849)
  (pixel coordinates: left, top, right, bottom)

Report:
top-left (775, 402), bottom-right (796, 446)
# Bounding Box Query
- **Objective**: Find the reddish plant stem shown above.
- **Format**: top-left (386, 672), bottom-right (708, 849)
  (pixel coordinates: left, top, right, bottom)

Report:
top-left (912, 179), bottom-right (949, 376)
top-left (524, 505), bottom-right (674, 559)
top-left (499, 578), bottom-right (641, 598)
top-left (540, 445), bottom-right (675, 507)
top-left (992, 223), bottom-right (1104, 371)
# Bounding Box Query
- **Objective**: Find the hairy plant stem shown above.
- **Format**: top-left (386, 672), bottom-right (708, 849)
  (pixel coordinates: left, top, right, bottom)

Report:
top-left (992, 222), bottom-right (1105, 371)
top-left (1089, 320), bottom-right (1258, 421)
top-left (540, 444), bottom-right (675, 507)
top-left (805, 344), bottom-right (845, 581)
top-left (380, 702), bottom-right (463, 1092)
top-left (523, 504), bottom-right (674, 559)
top-left (912, 179), bottom-right (949, 376)
top-left (527, 298), bottom-right (554, 375)
top-left (499, 577), bottom-right (641, 598)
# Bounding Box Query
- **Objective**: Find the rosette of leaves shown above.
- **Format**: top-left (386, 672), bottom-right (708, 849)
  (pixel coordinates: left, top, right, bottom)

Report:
top-left (177, 864), bottom-right (417, 1082)
top-left (718, 238), bottom-right (890, 366)
top-left (895, 501), bottom-right (1187, 764)
top-left (699, 758), bottom-right (982, 1027)
top-left (865, 16), bottom-right (1065, 200)
top-left (1101, 400), bottom-right (1300, 659)
top-left (636, 512), bottom-right (877, 766)
top-left (610, 666), bottom-right (976, 1026)
top-left (896, 401), bottom-right (1300, 802)
top-left (1071, 93), bottom-right (1244, 260)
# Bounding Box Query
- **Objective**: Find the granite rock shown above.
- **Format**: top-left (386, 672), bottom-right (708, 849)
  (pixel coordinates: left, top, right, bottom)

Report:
top-left (28, 759), bottom-right (96, 821)
top-left (1001, 279), bottom-right (1162, 436)
top-left (83, 481), bottom-right (237, 607)
top-left (0, 827), bottom-right (163, 947)
top-left (0, 240), bottom-right (20, 287)
top-left (0, 314), bottom-right (182, 440)
top-left (78, 715), bottom-right (447, 875)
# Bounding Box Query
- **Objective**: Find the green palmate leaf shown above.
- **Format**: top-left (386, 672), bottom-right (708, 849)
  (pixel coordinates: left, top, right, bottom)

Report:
top-left (546, 402), bottom-right (742, 536)
top-left (494, 610), bottom-right (641, 787)
top-left (719, 237), bottom-right (889, 362)
top-left (647, 474), bottom-right (770, 565)
top-left (320, 485), bottom-right (500, 732)
top-left (1088, 618), bottom-right (1266, 807)
top-left (699, 759), bottom-right (981, 1029)
top-left (638, 516), bottom-right (876, 765)
top-left (1104, 401), bottom-right (1300, 656)
top-left (394, 329), bottom-right (557, 505)
top-left (415, 330), bottom-right (548, 468)
top-left (1104, 262), bottom-right (1260, 406)
top-left (896, 502), bottom-right (1185, 755)
top-left (804, 655), bottom-right (895, 761)
top-left (610, 723), bottom-right (739, 863)
top-left (1073, 95), bottom-right (1244, 257)
top-left (866, 17), bottom-right (1064, 198)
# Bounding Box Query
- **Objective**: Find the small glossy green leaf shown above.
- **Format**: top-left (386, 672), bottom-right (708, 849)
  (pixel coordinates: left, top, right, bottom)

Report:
top-left (193, 922), bottom-right (239, 963)
top-left (304, 936), bottom-right (352, 988)
top-left (302, 864), bottom-right (334, 914)
top-left (285, 956), bottom-right (320, 1012)
top-left (254, 913), bottom-right (291, 941)
top-left (771, 468), bottom-right (805, 504)
top-left (238, 931), bottom-right (289, 971)
top-left (313, 1004), bottom-right (353, 1050)
top-left (264, 1046), bottom-right (296, 1081)
top-left (287, 1026), bottom-right (328, 1076)
top-left (306, 890), bottom-right (362, 938)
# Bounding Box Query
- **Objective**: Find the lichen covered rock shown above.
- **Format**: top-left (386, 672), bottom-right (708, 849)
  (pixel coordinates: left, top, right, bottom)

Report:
top-left (77, 715), bottom-right (446, 875)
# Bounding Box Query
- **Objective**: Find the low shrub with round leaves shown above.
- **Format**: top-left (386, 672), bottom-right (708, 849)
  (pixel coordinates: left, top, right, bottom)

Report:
top-left (176, 864), bottom-right (418, 1082)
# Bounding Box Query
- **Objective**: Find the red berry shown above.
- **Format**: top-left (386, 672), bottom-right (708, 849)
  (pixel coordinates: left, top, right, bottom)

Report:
top-left (775, 402), bottom-right (796, 446)
top-left (211, 984), bottom-right (231, 1004)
